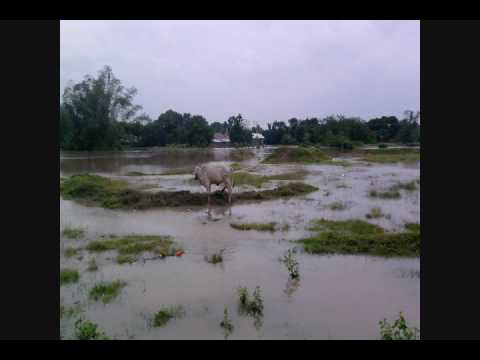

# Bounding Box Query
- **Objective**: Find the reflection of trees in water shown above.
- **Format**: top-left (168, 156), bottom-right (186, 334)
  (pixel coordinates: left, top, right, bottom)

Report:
top-left (60, 148), bottom-right (255, 175)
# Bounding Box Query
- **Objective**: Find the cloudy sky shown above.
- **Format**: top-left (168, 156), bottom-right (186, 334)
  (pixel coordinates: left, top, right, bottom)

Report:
top-left (60, 20), bottom-right (419, 126)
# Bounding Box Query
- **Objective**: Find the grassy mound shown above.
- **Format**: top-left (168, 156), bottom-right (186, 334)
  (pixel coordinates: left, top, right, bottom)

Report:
top-left (298, 219), bottom-right (420, 257)
top-left (263, 146), bottom-right (349, 165)
top-left (232, 169), bottom-right (308, 188)
top-left (230, 222), bottom-right (277, 231)
top-left (61, 174), bottom-right (318, 209)
top-left (358, 148), bottom-right (420, 163)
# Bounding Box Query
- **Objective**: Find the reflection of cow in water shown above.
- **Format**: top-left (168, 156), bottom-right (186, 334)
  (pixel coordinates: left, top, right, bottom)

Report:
top-left (193, 164), bottom-right (234, 205)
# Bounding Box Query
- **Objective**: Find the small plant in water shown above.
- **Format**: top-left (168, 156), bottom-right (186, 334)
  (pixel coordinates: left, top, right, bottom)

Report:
top-left (64, 247), bottom-right (80, 258)
top-left (74, 318), bottom-right (110, 340)
top-left (366, 207), bottom-right (385, 219)
top-left (237, 286), bottom-right (264, 316)
top-left (89, 280), bottom-right (127, 304)
top-left (220, 307), bottom-right (234, 338)
top-left (282, 249), bottom-right (300, 279)
top-left (379, 312), bottom-right (419, 340)
top-left (152, 305), bottom-right (184, 327)
top-left (62, 227), bottom-right (85, 239)
top-left (87, 258), bottom-right (98, 271)
top-left (60, 269), bottom-right (79, 285)
top-left (206, 250), bottom-right (224, 264)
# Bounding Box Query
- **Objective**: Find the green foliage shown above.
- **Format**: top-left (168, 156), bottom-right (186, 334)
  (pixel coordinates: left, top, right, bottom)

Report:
top-left (299, 219), bottom-right (420, 257)
top-left (390, 181), bottom-right (417, 192)
top-left (237, 286), bottom-right (264, 316)
top-left (86, 234), bottom-right (177, 264)
top-left (60, 66), bottom-right (142, 151)
top-left (60, 269), bottom-right (79, 285)
top-left (379, 312), bottom-right (420, 340)
top-left (232, 170), bottom-right (309, 188)
top-left (227, 114), bottom-right (252, 145)
top-left (327, 201), bottom-right (347, 211)
top-left (152, 305), bottom-right (184, 327)
top-left (360, 148), bottom-right (420, 163)
top-left (64, 247), bottom-right (80, 258)
top-left (230, 222), bottom-right (277, 231)
top-left (89, 280), bottom-right (127, 304)
top-left (282, 249), bottom-right (300, 279)
top-left (62, 227), bottom-right (85, 239)
top-left (74, 319), bottom-right (110, 340)
top-left (206, 250), bottom-right (224, 264)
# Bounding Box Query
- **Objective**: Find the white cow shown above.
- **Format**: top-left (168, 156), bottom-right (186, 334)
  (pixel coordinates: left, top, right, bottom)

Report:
top-left (193, 164), bottom-right (234, 204)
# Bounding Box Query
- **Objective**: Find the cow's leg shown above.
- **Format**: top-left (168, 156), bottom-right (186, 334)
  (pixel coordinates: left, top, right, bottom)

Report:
top-left (226, 180), bottom-right (233, 204)
top-left (206, 183), bottom-right (211, 206)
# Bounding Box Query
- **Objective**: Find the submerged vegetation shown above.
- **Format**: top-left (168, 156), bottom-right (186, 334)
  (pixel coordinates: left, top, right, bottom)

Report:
top-left (152, 305), bottom-right (185, 327)
top-left (64, 247), bottom-right (80, 258)
top-left (86, 234), bottom-right (179, 263)
top-left (369, 189), bottom-right (401, 199)
top-left (230, 222), bottom-right (277, 232)
top-left (89, 280), bottom-right (127, 304)
top-left (365, 207), bottom-right (385, 219)
top-left (238, 286), bottom-right (264, 316)
top-left (390, 180), bottom-right (418, 192)
top-left (359, 148), bottom-right (420, 163)
top-left (74, 319), bottom-right (110, 340)
top-left (232, 169), bottom-right (308, 188)
top-left (282, 249), bottom-right (300, 279)
top-left (379, 312), bottom-right (420, 340)
top-left (60, 269), bottom-right (80, 285)
top-left (61, 174), bottom-right (318, 209)
top-left (263, 146), bottom-right (349, 166)
top-left (62, 227), bottom-right (85, 239)
top-left (298, 219), bottom-right (420, 257)
top-left (220, 308), bottom-right (234, 338)
top-left (327, 201), bottom-right (347, 211)
top-left (205, 250), bottom-right (224, 264)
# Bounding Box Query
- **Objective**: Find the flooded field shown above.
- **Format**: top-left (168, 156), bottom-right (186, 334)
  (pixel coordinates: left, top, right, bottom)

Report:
top-left (60, 146), bottom-right (420, 340)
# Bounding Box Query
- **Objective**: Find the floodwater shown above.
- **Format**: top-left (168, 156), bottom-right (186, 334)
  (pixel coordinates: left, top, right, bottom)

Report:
top-left (60, 146), bottom-right (420, 340)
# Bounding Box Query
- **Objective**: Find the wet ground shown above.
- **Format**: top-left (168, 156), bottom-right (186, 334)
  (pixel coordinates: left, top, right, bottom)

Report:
top-left (60, 146), bottom-right (420, 340)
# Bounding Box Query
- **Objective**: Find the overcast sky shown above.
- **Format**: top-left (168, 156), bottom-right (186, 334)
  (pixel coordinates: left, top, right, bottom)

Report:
top-left (60, 20), bottom-right (419, 126)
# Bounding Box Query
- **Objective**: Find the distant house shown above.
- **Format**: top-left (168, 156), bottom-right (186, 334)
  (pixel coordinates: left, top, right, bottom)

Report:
top-left (252, 132), bottom-right (265, 147)
top-left (212, 132), bottom-right (230, 147)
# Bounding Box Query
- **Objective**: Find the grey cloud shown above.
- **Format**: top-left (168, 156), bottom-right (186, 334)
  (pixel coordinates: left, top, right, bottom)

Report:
top-left (60, 20), bottom-right (419, 126)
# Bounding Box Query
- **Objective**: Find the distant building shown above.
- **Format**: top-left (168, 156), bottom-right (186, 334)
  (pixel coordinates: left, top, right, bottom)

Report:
top-left (252, 132), bottom-right (265, 147)
top-left (212, 133), bottom-right (230, 147)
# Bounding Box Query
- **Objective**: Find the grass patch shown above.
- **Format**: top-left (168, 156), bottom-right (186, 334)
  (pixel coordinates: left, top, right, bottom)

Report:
top-left (359, 148), bottom-right (420, 163)
top-left (220, 308), bottom-right (234, 337)
top-left (282, 249), bottom-right (300, 279)
top-left (369, 189), bottom-right (401, 199)
top-left (366, 207), bottom-right (385, 219)
top-left (60, 269), bottom-right (79, 285)
top-left (327, 201), bottom-right (347, 211)
top-left (230, 222), bottom-right (276, 231)
top-left (152, 305), bottom-right (185, 327)
top-left (230, 162), bottom-right (243, 171)
top-left (89, 280), bottom-right (127, 304)
top-left (298, 219), bottom-right (420, 257)
top-left (74, 319), bottom-right (110, 340)
top-left (336, 183), bottom-right (350, 189)
top-left (62, 227), bottom-right (85, 239)
top-left (390, 180), bottom-right (417, 192)
top-left (61, 305), bottom-right (81, 318)
top-left (263, 146), bottom-right (348, 166)
top-left (61, 174), bottom-right (318, 208)
top-left (86, 234), bottom-right (179, 263)
top-left (64, 247), bottom-right (80, 258)
top-left (232, 169), bottom-right (308, 188)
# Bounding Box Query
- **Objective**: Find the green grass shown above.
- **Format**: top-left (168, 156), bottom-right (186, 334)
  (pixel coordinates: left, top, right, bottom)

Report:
top-left (61, 174), bottom-right (318, 208)
top-left (369, 189), bottom-right (401, 199)
top-left (62, 227), bottom-right (85, 239)
top-left (263, 146), bottom-right (349, 166)
top-left (89, 280), bottom-right (127, 304)
top-left (390, 180), bottom-right (418, 192)
top-left (359, 148), bottom-right (420, 163)
top-left (366, 207), bottom-right (385, 219)
top-left (60, 305), bottom-right (82, 318)
top-left (379, 312), bottom-right (420, 340)
top-left (60, 269), bottom-right (79, 285)
top-left (232, 169), bottom-right (309, 188)
top-left (86, 234), bottom-right (179, 263)
top-left (298, 219), bottom-right (420, 257)
top-left (230, 222), bottom-right (277, 231)
top-left (74, 319), bottom-right (110, 340)
top-left (161, 168), bottom-right (193, 176)
top-left (327, 201), bottom-right (347, 211)
top-left (152, 305), bottom-right (185, 327)
top-left (230, 162), bottom-right (243, 171)
top-left (64, 247), bottom-right (80, 258)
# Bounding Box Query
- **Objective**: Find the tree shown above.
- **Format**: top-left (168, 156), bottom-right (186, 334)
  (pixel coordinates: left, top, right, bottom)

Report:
top-left (60, 66), bottom-right (142, 150)
top-left (228, 114), bottom-right (252, 145)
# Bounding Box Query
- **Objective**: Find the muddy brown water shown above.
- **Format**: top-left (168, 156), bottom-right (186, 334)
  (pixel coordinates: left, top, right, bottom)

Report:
top-left (60, 146), bottom-right (420, 340)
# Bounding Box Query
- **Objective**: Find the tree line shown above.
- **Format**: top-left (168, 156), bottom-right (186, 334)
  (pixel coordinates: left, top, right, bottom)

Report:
top-left (60, 66), bottom-right (420, 151)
